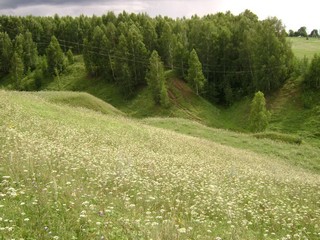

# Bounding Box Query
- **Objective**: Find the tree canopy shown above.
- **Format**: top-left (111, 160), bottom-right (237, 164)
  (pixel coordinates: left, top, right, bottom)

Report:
top-left (0, 11), bottom-right (294, 103)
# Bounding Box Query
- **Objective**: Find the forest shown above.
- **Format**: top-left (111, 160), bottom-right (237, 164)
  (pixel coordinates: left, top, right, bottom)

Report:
top-left (0, 10), bottom-right (312, 105)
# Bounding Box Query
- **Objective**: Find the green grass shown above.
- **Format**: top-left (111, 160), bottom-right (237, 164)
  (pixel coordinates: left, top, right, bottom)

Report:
top-left (142, 117), bottom-right (320, 172)
top-left (268, 78), bottom-right (320, 142)
top-left (288, 37), bottom-right (320, 59)
top-left (1, 90), bottom-right (320, 239)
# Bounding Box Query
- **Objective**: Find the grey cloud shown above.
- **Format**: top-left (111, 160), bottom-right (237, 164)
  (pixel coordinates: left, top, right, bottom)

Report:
top-left (0, 0), bottom-right (214, 19)
top-left (0, 0), bottom-right (152, 17)
top-left (0, 0), bottom-right (118, 9)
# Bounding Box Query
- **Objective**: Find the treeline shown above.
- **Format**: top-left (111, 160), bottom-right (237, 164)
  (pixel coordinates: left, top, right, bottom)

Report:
top-left (288, 27), bottom-right (319, 38)
top-left (0, 11), bottom-right (294, 104)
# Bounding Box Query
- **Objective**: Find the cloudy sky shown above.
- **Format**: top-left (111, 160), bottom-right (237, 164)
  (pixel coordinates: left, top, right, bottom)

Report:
top-left (0, 0), bottom-right (318, 32)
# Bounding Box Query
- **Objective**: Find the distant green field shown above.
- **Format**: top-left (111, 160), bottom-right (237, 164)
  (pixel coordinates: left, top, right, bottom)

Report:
top-left (288, 37), bottom-right (320, 59)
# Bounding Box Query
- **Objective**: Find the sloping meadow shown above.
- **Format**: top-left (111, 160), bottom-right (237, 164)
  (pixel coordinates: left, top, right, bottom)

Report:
top-left (0, 91), bottom-right (319, 239)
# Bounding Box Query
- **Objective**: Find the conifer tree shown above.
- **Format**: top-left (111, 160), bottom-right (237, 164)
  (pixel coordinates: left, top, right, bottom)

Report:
top-left (187, 49), bottom-right (206, 95)
top-left (46, 36), bottom-right (65, 76)
top-left (146, 50), bottom-right (169, 107)
top-left (66, 49), bottom-right (74, 64)
top-left (249, 91), bottom-right (270, 132)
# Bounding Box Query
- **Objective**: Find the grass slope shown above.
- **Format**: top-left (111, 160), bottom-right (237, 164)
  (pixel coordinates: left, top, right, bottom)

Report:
top-left (268, 77), bottom-right (320, 142)
top-left (1, 90), bottom-right (320, 239)
top-left (143, 117), bottom-right (320, 172)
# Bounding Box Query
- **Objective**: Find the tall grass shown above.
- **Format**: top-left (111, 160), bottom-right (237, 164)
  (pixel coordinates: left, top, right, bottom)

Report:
top-left (1, 90), bottom-right (320, 239)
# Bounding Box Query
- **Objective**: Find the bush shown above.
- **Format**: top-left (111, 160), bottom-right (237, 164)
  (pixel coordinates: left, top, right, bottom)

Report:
top-left (304, 54), bottom-right (320, 89)
top-left (253, 132), bottom-right (302, 145)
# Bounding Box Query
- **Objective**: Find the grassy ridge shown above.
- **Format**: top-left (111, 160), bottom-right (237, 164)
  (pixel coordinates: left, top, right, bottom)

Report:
top-left (34, 91), bottom-right (125, 116)
top-left (1, 90), bottom-right (320, 239)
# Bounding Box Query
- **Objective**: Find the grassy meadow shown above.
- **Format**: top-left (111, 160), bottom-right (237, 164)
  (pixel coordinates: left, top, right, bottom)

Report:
top-left (0, 37), bottom-right (319, 240)
top-left (1, 90), bottom-right (320, 239)
top-left (288, 37), bottom-right (320, 59)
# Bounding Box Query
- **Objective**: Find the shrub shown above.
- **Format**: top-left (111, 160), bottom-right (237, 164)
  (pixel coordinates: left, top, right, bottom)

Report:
top-left (253, 132), bottom-right (302, 145)
top-left (249, 91), bottom-right (270, 132)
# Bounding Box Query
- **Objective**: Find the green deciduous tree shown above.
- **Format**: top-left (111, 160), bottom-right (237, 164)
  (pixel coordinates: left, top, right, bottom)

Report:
top-left (297, 26), bottom-right (307, 37)
top-left (34, 56), bottom-right (48, 90)
top-left (158, 20), bottom-right (174, 68)
top-left (253, 18), bottom-right (292, 94)
top-left (46, 36), bottom-right (65, 76)
top-left (115, 34), bottom-right (134, 97)
top-left (22, 31), bottom-right (38, 72)
top-left (0, 32), bottom-right (13, 76)
top-left (10, 51), bottom-right (24, 89)
top-left (304, 54), bottom-right (320, 89)
top-left (127, 24), bottom-right (148, 86)
top-left (187, 49), bottom-right (206, 95)
top-left (309, 29), bottom-right (319, 38)
top-left (146, 50), bottom-right (169, 107)
top-left (249, 91), bottom-right (270, 132)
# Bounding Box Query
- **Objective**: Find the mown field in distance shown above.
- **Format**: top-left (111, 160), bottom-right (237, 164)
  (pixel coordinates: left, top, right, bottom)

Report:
top-left (288, 37), bottom-right (320, 59)
top-left (1, 90), bottom-right (320, 239)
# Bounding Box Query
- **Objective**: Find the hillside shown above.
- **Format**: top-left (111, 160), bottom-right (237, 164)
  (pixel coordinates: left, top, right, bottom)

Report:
top-left (2, 52), bottom-right (318, 142)
top-left (1, 90), bottom-right (320, 239)
top-left (48, 56), bottom-right (320, 138)
top-left (31, 56), bottom-right (242, 130)
top-left (267, 77), bottom-right (320, 142)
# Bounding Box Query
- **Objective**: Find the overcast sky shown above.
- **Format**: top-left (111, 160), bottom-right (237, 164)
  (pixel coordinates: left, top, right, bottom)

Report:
top-left (0, 0), bottom-right (318, 32)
